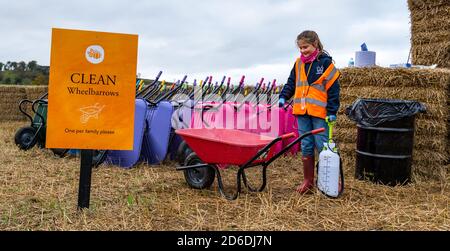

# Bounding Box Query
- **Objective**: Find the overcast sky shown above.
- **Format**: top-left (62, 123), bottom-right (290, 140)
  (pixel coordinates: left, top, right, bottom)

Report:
top-left (0, 0), bottom-right (411, 85)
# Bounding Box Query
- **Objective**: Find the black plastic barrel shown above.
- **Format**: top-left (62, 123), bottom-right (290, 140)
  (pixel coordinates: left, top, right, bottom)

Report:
top-left (355, 116), bottom-right (415, 185)
top-left (346, 98), bottom-right (426, 186)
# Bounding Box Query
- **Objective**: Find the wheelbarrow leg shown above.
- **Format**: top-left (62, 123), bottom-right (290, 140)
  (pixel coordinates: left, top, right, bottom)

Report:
top-left (213, 165), bottom-right (242, 201)
top-left (241, 165), bottom-right (268, 192)
top-left (214, 164), bottom-right (269, 200)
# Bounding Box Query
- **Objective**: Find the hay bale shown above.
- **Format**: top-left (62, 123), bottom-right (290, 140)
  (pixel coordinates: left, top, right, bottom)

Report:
top-left (409, 0), bottom-right (450, 24)
top-left (417, 104), bottom-right (448, 120)
top-left (24, 86), bottom-right (48, 101)
top-left (409, 0), bottom-right (449, 8)
top-left (412, 30), bottom-right (450, 44)
top-left (340, 86), bottom-right (447, 105)
top-left (0, 86), bottom-right (27, 122)
top-left (408, 0), bottom-right (450, 68)
top-left (410, 9), bottom-right (450, 34)
top-left (415, 117), bottom-right (448, 136)
top-left (340, 68), bottom-right (450, 88)
top-left (337, 143), bottom-right (357, 174)
top-left (0, 85), bottom-right (49, 122)
top-left (1, 93), bottom-right (28, 102)
top-left (411, 41), bottom-right (450, 68)
top-left (334, 128), bottom-right (356, 143)
top-left (415, 137), bottom-right (448, 154)
top-left (0, 85), bottom-right (26, 94)
top-left (335, 115), bottom-right (358, 128)
top-left (0, 114), bottom-right (26, 122)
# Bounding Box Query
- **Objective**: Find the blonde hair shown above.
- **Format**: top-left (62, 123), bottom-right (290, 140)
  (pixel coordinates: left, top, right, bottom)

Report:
top-left (296, 30), bottom-right (329, 56)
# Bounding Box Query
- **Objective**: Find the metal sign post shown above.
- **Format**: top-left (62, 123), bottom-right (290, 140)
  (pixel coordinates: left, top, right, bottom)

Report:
top-left (78, 150), bottom-right (93, 209)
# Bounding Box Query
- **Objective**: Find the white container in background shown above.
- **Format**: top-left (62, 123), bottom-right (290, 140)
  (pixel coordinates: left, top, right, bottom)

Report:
top-left (355, 51), bottom-right (376, 67)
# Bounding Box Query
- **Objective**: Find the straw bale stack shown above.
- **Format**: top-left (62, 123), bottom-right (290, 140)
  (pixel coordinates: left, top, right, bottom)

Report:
top-left (0, 85), bottom-right (27, 121)
top-left (408, 0), bottom-right (450, 68)
top-left (0, 85), bottom-right (48, 122)
top-left (24, 86), bottom-right (48, 102)
top-left (336, 67), bottom-right (450, 180)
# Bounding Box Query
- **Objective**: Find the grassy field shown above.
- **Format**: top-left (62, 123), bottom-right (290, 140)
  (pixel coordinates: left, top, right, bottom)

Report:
top-left (1, 121), bottom-right (448, 231)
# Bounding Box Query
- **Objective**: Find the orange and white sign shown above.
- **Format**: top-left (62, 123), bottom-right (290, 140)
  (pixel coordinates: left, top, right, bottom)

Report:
top-left (46, 28), bottom-right (138, 150)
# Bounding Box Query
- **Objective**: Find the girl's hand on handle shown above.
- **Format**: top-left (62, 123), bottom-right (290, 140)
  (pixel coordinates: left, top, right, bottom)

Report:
top-left (278, 97), bottom-right (285, 108)
top-left (326, 115), bottom-right (337, 123)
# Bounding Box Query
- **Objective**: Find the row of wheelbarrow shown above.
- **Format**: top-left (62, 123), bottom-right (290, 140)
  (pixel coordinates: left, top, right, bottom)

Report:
top-left (14, 71), bottom-right (324, 200)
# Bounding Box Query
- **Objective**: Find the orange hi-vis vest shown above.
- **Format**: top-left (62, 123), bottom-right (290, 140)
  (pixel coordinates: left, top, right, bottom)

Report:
top-left (292, 58), bottom-right (341, 119)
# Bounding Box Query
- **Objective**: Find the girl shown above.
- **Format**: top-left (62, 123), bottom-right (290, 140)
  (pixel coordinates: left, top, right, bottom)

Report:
top-left (279, 30), bottom-right (341, 194)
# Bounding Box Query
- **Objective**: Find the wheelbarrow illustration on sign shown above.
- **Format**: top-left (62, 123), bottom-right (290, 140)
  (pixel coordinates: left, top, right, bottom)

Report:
top-left (79, 103), bottom-right (105, 124)
top-left (175, 127), bottom-right (325, 200)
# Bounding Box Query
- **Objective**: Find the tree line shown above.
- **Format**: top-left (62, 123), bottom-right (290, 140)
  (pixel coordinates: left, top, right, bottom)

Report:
top-left (0, 61), bottom-right (49, 85)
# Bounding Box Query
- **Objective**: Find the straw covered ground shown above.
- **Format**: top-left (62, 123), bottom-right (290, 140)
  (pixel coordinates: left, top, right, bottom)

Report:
top-left (1, 121), bottom-right (448, 231)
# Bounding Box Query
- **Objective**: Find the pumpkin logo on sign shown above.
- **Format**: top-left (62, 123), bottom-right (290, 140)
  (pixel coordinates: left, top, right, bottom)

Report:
top-left (85, 45), bottom-right (104, 64)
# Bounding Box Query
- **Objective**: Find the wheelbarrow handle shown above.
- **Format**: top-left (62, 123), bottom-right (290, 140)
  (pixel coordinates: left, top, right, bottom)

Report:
top-left (19, 99), bottom-right (38, 124)
top-left (262, 127), bottom-right (326, 167)
top-left (311, 128), bottom-right (325, 135)
top-left (40, 92), bottom-right (49, 100)
top-left (149, 75), bottom-right (188, 105)
top-left (221, 76), bottom-right (227, 85)
top-left (32, 99), bottom-right (47, 123)
top-left (259, 77), bottom-right (264, 86)
top-left (203, 76), bottom-right (209, 86)
top-left (239, 134), bottom-right (285, 169)
top-left (283, 99), bottom-right (294, 111)
top-left (156, 70), bottom-right (163, 79)
top-left (280, 132), bottom-right (296, 140)
top-left (136, 70), bottom-right (163, 98)
top-left (239, 75), bottom-right (245, 86)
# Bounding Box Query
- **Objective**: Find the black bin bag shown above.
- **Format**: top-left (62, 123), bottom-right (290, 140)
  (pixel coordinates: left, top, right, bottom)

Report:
top-left (345, 98), bottom-right (426, 127)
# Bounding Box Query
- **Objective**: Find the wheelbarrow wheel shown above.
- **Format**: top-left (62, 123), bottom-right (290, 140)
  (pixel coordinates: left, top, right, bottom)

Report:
top-left (176, 140), bottom-right (193, 165)
top-left (184, 147), bottom-right (193, 161)
top-left (14, 126), bottom-right (38, 150)
top-left (184, 152), bottom-right (215, 189)
top-left (176, 140), bottom-right (188, 165)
